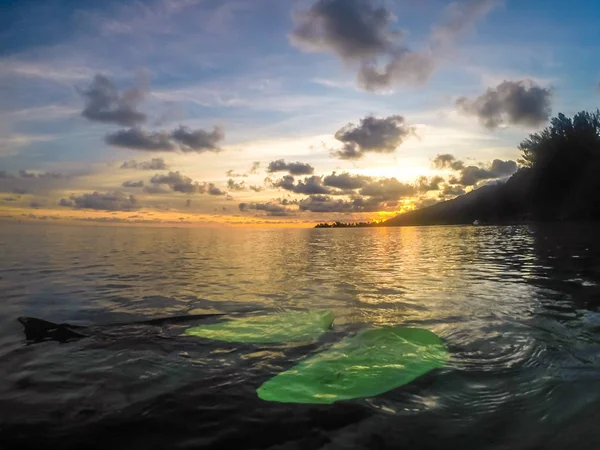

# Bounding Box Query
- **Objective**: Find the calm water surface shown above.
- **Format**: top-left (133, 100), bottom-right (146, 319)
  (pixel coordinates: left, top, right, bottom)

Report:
top-left (1, 223), bottom-right (600, 449)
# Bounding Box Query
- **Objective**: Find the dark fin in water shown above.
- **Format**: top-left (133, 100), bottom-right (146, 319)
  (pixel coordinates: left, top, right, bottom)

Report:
top-left (17, 317), bottom-right (88, 343)
top-left (17, 313), bottom-right (226, 343)
top-left (131, 313), bottom-right (224, 327)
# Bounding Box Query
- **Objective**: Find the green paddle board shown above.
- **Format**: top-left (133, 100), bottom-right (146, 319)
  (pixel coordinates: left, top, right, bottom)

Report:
top-left (184, 310), bottom-right (334, 344)
top-left (257, 327), bottom-right (448, 404)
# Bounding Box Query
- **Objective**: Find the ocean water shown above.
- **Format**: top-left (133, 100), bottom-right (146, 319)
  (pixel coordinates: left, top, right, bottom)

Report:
top-left (1, 222), bottom-right (600, 449)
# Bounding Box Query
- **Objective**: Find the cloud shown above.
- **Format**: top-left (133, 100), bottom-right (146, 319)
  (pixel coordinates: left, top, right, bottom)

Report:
top-left (226, 162), bottom-right (261, 178)
top-left (29, 200), bottom-right (44, 208)
top-left (357, 49), bottom-right (436, 92)
top-left (106, 126), bottom-right (224, 152)
top-left (227, 179), bottom-right (246, 191)
top-left (416, 176), bottom-right (445, 192)
top-left (432, 154), bottom-right (464, 171)
top-left (250, 185), bottom-right (263, 192)
top-left (273, 175), bottom-right (331, 195)
top-left (143, 184), bottom-right (172, 194)
top-left (171, 126), bottom-right (224, 152)
top-left (64, 191), bottom-right (139, 211)
top-left (150, 171), bottom-right (202, 194)
top-left (0, 171), bottom-right (14, 179)
top-left (332, 115), bottom-right (414, 159)
top-left (290, 0), bottom-right (398, 61)
top-left (122, 180), bottom-right (145, 188)
top-left (80, 74), bottom-right (147, 127)
top-left (323, 172), bottom-right (370, 189)
top-left (58, 198), bottom-right (74, 207)
top-left (290, 0), bottom-right (497, 92)
top-left (440, 185), bottom-right (466, 197)
top-left (239, 202), bottom-right (293, 217)
top-left (432, 154), bottom-right (518, 186)
top-left (457, 159), bottom-right (518, 185)
top-left (359, 177), bottom-right (415, 200)
top-left (147, 171), bottom-right (227, 195)
top-left (120, 158), bottom-right (169, 170)
top-left (267, 159), bottom-right (315, 175)
top-left (185, 199), bottom-right (192, 207)
top-left (19, 170), bottom-right (36, 178)
top-left (207, 184), bottom-right (226, 196)
top-left (106, 129), bottom-right (176, 151)
top-left (15, 170), bottom-right (63, 179)
top-left (249, 161), bottom-right (261, 175)
top-left (456, 80), bottom-right (553, 129)
top-left (298, 195), bottom-right (383, 213)
top-left (430, 0), bottom-right (499, 48)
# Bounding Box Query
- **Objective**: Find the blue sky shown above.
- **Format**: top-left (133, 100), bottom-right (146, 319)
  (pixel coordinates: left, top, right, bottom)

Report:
top-left (0, 0), bottom-right (599, 226)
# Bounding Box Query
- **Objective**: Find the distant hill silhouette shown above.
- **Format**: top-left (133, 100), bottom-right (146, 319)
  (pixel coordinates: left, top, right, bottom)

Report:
top-left (317, 110), bottom-right (600, 228)
top-left (387, 110), bottom-right (600, 227)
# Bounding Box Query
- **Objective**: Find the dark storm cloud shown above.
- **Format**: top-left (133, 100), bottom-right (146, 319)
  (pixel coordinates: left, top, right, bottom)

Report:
top-left (432, 154), bottom-right (465, 171)
top-left (122, 180), bottom-right (145, 188)
top-left (239, 202), bottom-right (292, 217)
top-left (106, 128), bottom-right (176, 151)
top-left (227, 179), bottom-right (246, 191)
top-left (80, 74), bottom-right (147, 127)
top-left (456, 80), bottom-right (553, 129)
top-left (273, 175), bottom-right (331, 195)
top-left (322, 172), bottom-right (370, 190)
top-left (332, 115), bottom-right (414, 160)
top-left (359, 177), bottom-right (415, 200)
top-left (416, 176), bottom-right (445, 192)
top-left (267, 159), bottom-right (315, 175)
top-left (106, 126), bottom-right (224, 153)
top-left (290, 0), bottom-right (497, 92)
top-left (65, 191), bottom-right (138, 211)
top-left (58, 198), bottom-right (74, 207)
top-left (120, 158), bottom-right (169, 170)
top-left (170, 126), bottom-right (224, 152)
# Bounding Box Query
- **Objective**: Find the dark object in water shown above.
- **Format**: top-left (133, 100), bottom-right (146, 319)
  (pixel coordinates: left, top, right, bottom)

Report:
top-left (18, 317), bottom-right (88, 342)
top-left (17, 313), bottom-right (224, 343)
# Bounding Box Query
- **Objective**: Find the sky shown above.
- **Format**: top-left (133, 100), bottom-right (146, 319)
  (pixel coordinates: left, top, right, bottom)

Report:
top-left (0, 0), bottom-right (599, 227)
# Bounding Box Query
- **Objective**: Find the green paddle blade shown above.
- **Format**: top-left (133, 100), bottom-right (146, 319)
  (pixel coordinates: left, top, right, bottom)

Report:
top-left (184, 310), bottom-right (334, 344)
top-left (257, 327), bottom-right (448, 404)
